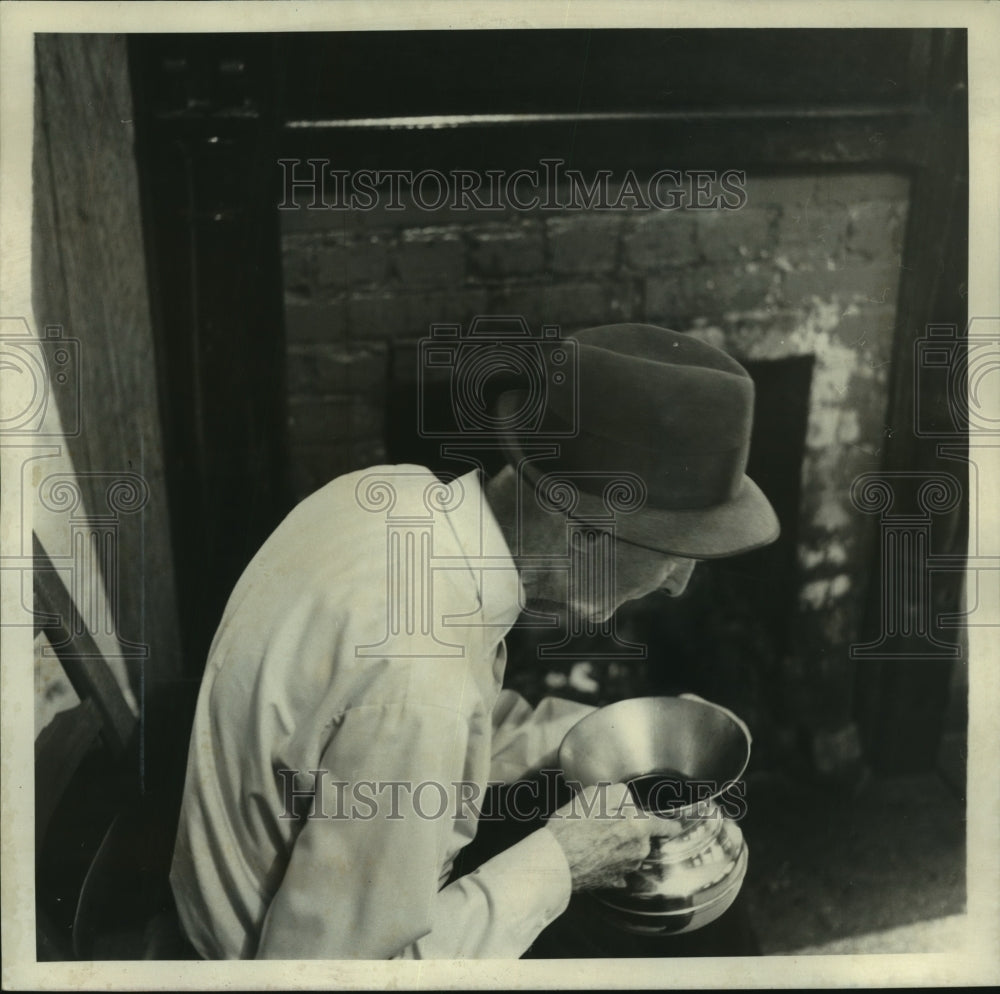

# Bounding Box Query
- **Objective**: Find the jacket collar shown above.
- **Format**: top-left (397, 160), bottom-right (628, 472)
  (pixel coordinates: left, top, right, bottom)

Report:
top-left (444, 469), bottom-right (524, 633)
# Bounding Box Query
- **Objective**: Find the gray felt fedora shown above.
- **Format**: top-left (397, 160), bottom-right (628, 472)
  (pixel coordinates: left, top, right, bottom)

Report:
top-left (495, 323), bottom-right (780, 559)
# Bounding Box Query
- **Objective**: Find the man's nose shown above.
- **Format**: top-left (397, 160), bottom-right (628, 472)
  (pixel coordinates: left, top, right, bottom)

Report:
top-left (660, 557), bottom-right (696, 597)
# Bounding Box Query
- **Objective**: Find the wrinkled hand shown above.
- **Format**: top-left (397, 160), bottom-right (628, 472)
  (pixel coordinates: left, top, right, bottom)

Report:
top-left (544, 782), bottom-right (683, 891)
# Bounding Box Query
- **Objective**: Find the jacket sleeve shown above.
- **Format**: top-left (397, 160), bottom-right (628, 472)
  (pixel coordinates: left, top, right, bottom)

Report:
top-left (489, 689), bottom-right (597, 784)
top-left (254, 701), bottom-right (571, 959)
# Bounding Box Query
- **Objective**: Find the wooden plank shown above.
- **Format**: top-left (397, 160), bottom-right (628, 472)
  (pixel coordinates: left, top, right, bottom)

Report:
top-left (279, 110), bottom-right (929, 174)
top-left (31, 35), bottom-right (183, 707)
top-left (276, 29), bottom-right (937, 172)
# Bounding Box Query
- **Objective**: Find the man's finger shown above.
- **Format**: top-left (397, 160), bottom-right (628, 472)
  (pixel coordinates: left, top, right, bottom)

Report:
top-left (648, 813), bottom-right (689, 839)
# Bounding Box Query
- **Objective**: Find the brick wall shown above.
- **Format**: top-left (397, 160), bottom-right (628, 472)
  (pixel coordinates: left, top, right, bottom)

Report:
top-left (280, 169), bottom-right (911, 770)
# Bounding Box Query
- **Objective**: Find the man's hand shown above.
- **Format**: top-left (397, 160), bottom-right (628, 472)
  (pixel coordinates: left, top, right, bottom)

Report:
top-left (543, 782), bottom-right (680, 891)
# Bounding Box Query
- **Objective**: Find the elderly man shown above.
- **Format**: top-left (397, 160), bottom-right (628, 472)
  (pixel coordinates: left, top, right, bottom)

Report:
top-left (169, 323), bottom-right (779, 959)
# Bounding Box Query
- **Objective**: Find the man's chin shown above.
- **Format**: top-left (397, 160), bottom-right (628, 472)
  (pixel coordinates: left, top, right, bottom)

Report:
top-left (578, 606), bottom-right (616, 625)
top-left (520, 598), bottom-right (617, 626)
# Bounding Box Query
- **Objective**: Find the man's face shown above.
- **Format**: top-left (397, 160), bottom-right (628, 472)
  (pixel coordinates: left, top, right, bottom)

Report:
top-left (613, 541), bottom-right (697, 604)
top-left (526, 531), bottom-right (696, 623)
top-left (575, 540), bottom-right (696, 623)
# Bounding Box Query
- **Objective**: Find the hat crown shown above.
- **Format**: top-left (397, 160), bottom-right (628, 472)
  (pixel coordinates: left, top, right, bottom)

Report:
top-left (581, 325), bottom-right (750, 445)
top-left (539, 325), bottom-right (754, 504)
top-left (572, 323), bottom-right (749, 378)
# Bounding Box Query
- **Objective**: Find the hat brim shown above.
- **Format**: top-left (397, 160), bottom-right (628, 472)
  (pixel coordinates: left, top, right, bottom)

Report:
top-left (501, 436), bottom-right (781, 560)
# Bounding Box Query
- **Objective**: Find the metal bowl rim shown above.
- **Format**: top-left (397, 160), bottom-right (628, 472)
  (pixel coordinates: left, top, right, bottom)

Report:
top-left (557, 694), bottom-right (752, 791)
